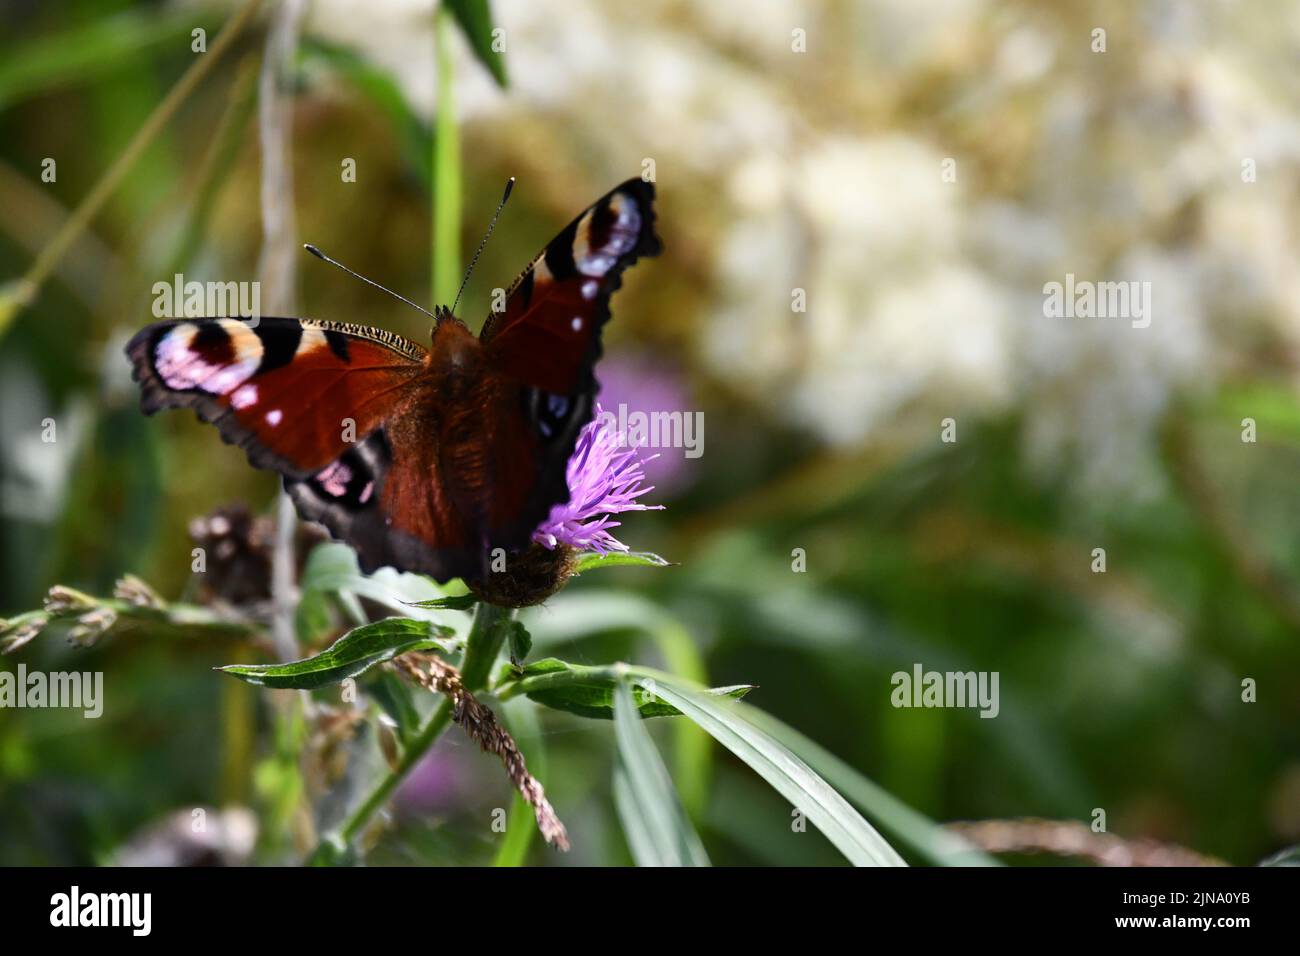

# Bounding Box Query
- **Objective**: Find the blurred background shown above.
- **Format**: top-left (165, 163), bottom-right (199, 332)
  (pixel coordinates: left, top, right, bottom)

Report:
top-left (1, 0), bottom-right (1299, 866)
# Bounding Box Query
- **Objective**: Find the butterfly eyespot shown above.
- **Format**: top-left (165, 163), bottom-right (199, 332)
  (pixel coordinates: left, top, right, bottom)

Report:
top-left (581, 280), bottom-right (599, 300)
top-left (317, 459), bottom-right (354, 498)
top-left (155, 321), bottom-right (262, 394)
top-left (573, 194), bottom-right (642, 278)
top-left (571, 317), bottom-right (583, 331)
top-left (265, 409), bottom-right (283, 427)
top-left (524, 387), bottom-right (579, 443)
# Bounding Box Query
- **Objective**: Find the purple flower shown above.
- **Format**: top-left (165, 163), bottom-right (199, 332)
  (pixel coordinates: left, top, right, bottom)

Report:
top-left (532, 403), bottom-right (664, 554)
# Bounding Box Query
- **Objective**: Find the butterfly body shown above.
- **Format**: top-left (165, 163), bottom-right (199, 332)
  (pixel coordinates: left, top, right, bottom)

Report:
top-left (127, 179), bottom-right (660, 582)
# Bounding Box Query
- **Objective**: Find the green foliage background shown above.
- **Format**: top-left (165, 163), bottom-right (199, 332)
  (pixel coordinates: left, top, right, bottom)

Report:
top-left (0, 0), bottom-right (1298, 866)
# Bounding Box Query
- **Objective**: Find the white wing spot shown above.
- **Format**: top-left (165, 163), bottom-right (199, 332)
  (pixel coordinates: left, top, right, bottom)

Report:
top-left (231, 384), bottom-right (258, 409)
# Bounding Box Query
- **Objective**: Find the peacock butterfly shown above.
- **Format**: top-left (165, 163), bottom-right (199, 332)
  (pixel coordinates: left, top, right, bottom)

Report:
top-left (126, 178), bottom-right (661, 582)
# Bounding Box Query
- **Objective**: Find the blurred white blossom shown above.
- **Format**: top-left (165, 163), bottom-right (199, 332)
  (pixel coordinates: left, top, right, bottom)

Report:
top-left (286, 0), bottom-right (1300, 495)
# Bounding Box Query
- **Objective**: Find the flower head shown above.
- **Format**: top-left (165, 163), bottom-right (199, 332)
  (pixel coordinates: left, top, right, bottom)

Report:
top-left (532, 403), bottom-right (663, 554)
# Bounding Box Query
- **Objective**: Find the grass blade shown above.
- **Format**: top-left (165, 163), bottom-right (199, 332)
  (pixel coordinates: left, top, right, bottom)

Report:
top-left (647, 677), bottom-right (906, 867)
top-left (738, 702), bottom-right (999, 866)
top-left (612, 682), bottom-right (710, 866)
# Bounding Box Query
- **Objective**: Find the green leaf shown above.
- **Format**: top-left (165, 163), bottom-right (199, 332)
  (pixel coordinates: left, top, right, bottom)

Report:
top-left (298, 543), bottom-right (462, 622)
top-left (308, 833), bottom-right (357, 867)
top-left (1217, 383), bottom-right (1300, 448)
top-left (572, 551), bottom-right (673, 574)
top-left (404, 593), bottom-right (478, 611)
top-left (368, 670), bottom-right (424, 746)
top-left (444, 0), bottom-right (508, 87)
top-left (506, 619), bottom-right (532, 664)
top-left (612, 682), bottom-right (710, 866)
top-left (294, 587), bottom-right (335, 644)
top-left (0, 282), bottom-right (36, 352)
top-left (219, 618), bottom-right (454, 689)
top-left (503, 658), bottom-right (752, 720)
top-left (432, 6), bottom-right (462, 307)
top-left (645, 676), bottom-right (907, 867)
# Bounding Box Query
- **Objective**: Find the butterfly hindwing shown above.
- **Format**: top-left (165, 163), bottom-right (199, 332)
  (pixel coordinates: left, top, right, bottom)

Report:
top-left (283, 424), bottom-right (479, 579)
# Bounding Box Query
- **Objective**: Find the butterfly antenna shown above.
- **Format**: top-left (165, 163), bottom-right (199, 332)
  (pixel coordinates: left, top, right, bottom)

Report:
top-left (451, 176), bottom-right (515, 316)
top-left (302, 244), bottom-right (438, 321)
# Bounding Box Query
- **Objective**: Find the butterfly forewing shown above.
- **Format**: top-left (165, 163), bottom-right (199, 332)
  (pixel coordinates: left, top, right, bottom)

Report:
top-left (482, 178), bottom-right (660, 394)
top-left (127, 317), bottom-right (425, 477)
top-left (478, 178), bottom-right (661, 543)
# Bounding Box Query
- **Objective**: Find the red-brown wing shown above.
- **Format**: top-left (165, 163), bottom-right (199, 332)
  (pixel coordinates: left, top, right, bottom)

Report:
top-left (426, 374), bottom-right (553, 559)
top-left (480, 178), bottom-right (661, 395)
top-left (127, 316), bottom-right (477, 580)
top-left (477, 178), bottom-right (661, 542)
top-left (285, 411), bottom-right (481, 581)
top-left (127, 317), bottom-right (426, 476)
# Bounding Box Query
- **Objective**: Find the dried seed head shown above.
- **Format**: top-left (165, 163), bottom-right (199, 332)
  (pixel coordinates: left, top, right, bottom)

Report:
top-left (393, 653), bottom-right (571, 850)
top-left (67, 607), bottom-right (117, 647)
top-left (113, 574), bottom-right (165, 610)
top-left (0, 618), bottom-right (46, 654)
top-left (43, 585), bottom-right (97, 616)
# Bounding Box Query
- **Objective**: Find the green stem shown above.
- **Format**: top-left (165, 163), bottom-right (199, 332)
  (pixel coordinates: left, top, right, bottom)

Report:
top-left (459, 601), bottom-right (511, 690)
top-left (332, 600), bottom-right (511, 848)
top-left (1, 598), bottom-right (256, 650)
top-left (337, 696), bottom-right (453, 846)
top-left (431, 4), bottom-right (461, 307)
